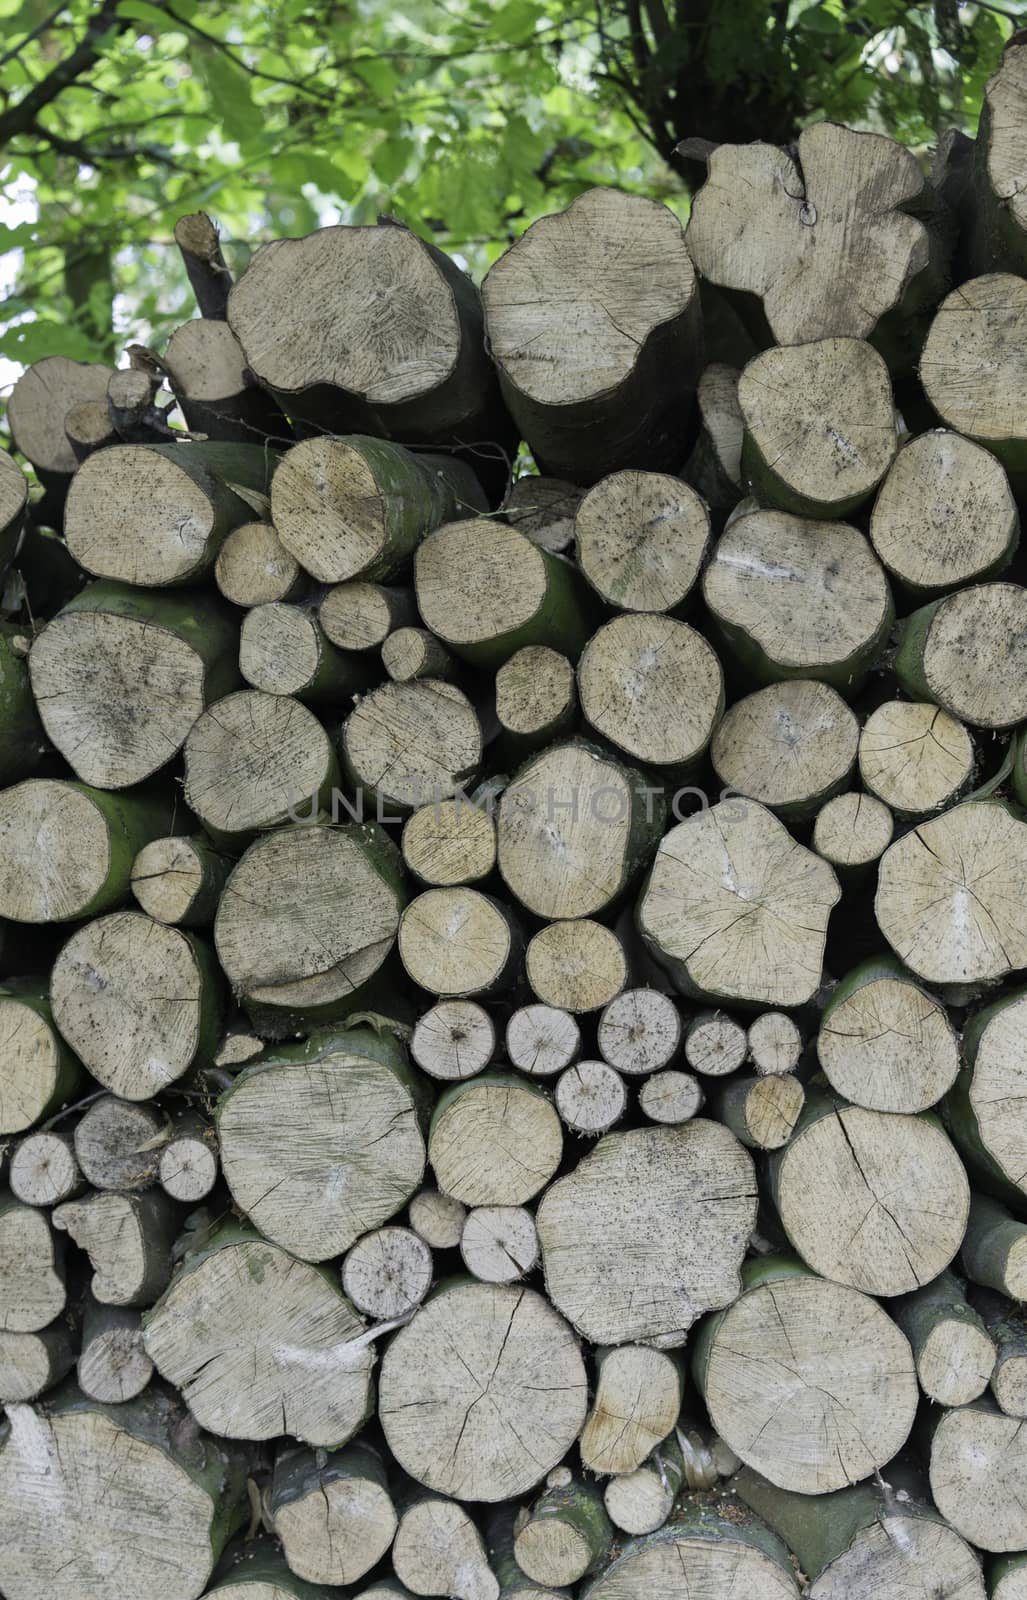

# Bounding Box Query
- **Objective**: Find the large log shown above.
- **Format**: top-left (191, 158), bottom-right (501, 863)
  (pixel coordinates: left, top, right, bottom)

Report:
top-left (0, 981), bottom-right (81, 1135)
top-left (816, 955), bottom-right (960, 1112)
top-left (920, 274), bottom-right (1027, 478)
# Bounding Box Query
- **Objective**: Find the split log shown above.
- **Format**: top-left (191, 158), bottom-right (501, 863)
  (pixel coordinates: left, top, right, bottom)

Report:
top-left (343, 679), bottom-right (482, 813)
top-left (228, 221), bottom-right (510, 466)
top-left (497, 741), bottom-right (664, 920)
top-left (682, 363), bottom-right (744, 512)
top-left (683, 1012), bottom-right (747, 1077)
top-left (514, 1478), bottom-right (612, 1586)
top-left (495, 646), bottom-right (576, 757)
top-left (503, 474), bottom-right (581, 553)
top-left (0, 1323), bottom-right (75, 1402)
top-left (537, 1121), bottom-right (755, 1345)
top-left (415, 520), bottom-right (594, 668)
top-left (482, 187), bottom-right (700, 483)
top-left (8, 1131), bottom-right (82, 1207)
top-left (685, 121), bottom-right (940, 349)
top-left (7, 355), bottom-right (112, 482)
top-left (746, 1011), bottom-right (802, 1077)
top-left (408, 1187), bottom-right (466, 1250)
top-left (577, 614), bottom-right (723, 773)
top-left (892, 1268), bottom-right (995, 1406)
top-left (412, 999), bottom-right (495, 1080)
top-left (320, 579), bottom-right (416, 652)
top-left (711, 680), bottom-right (858, 819)
top-left (271, 1442), bottom-right (397, 1586)
top-left (0, 778), bottom-right (175, 923)
top-left (144, 1223), bottom-right (375, 1443)
top-left (875, 800), bottom-right (1027, 985)
top-left (580, 1500), bottom-right (799, 1600)
top-left (738, 338), bottom-right (897, 517)
top-left (428, 1075), bottom-right (562, 1206)
top-left (505, 1005), bottom-right (580, 1078)
top-left (870, 429), bottom-right (1018, 594)
top-left (78, 1299), bottom-right (153, 1403)
top-left (693, 1256), bottom-right (918, 1492)
top-left (131, 834), bottom-right (231, 926)
top-left (929, 1398), bottom-right (1027, 1551)
top-left (962, 1194), bottom-right (1027, 1300)
top-left (212, 1024), bottom-right (264, 1070)
top-left (215, 521), bottom-right (303, 606)
top-left (216, 1028), bottom-right (426, 1260)
top-left (555, 1061), bottom-right (626, 1135)
top-left (579, 1343), bottom-right (683, 1476)
top-left (638, 797), bottom-right (841, 1006)
top-left (812, 791), bottom-right (893, 874)
top-left (341, 1225), bottom-right (432, 1318)
top-left (0, 1197), bottom-right (65, 1331)
top-left (526, 919), bottom-right (627, 1013)
top-left (29, 580), bottom-right (239, 788)
top-left (158, 1112), bottom-right (218, 1202)
top-left (709, 1074), bottom-right (804, 1150)
top-left (895, 582), bottom-right (1027, 729)
top-left (183, 688), bottom-right (339, 845)
top-left (596, 988), bottom-right (680, 1076)
top-left (402, 797), bottom-right (496, 886)
top-left (53, 1189), bottom-right (177, 1306)
top-left (399, 888), bottom-right (522, 997)
top-left (213, 824), bottom-right (404, 1028)
top-left (858, 698), bottom-right (975, 817)
top-left (702, 509), bottom-right (893, 694)
top-left (816, 956), bottom-right (960, 1112)
top-left (240, 600), bottom-right (373, 703)
top-left (460, 1206), bottom-right (538, 1283)
top-left (920, 274), bottom-right (1027, 477)
top-left (50, 911), bottom-right (223, 1099)
top-left (379, 1280), bottom-right (587, 1501)
top-left (0, 1390), bottom-right (247, 1600)
top-left (64, 442), bottom-right (275, 586)
top-left (638, 1070), bottom-right (704, 1125)
top-left (392, 1494), bottom-right (498, 1600)
top-left (767, 1091), bottom-right (970, 1295)
top-left (383, 626), bottom-right (455, 684)
top-left (0, 981), bottom-right (81, 1134)
top-left (574, 471), bottom-right (709, 612)
top-left (73, 1094), bottom-right (167, 1190)
top-left (163, 318), bottom-right (288, 444)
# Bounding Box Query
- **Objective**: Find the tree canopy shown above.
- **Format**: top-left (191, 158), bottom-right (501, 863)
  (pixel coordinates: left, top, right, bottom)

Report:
top-left (0, 0), bottom-right (1021, 372)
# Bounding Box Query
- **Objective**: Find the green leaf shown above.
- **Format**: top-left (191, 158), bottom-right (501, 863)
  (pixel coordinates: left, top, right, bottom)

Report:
top-left (195, 43), bottom-right (263, 144)
top-left (374, 136), bottom-right (413, 187)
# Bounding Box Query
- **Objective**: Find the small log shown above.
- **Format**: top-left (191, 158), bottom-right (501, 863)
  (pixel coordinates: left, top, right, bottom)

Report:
top-left (460, 1206), bottom-right (538, 1283)
top-left (271, 1442), bottom-right (397, 1586)
top-left (578, 614), bottom-right (723, 773)
top-left (50, 911), bottom-right (223, 1099)
top-left (597, 988), bottom-right (680, 1076)
top-left (638, 1070), bottom-right (704, 1125)
top-left (343, 679), bottom-right (482, 812)
top-left (213, 825), bottom-right (404, 1028)
top-left (106, 366), bottom-right (167, 443)
top-left (0, 981), bottom-right (82, 1135)
top-left (214, 520), bottom-right (303, 606)
top-left (0, 1197), bottom-right (65, 1331)
top-left (131, 833), bottom-right (231, 926)
top-left (488, 1507), bottom-right (567, 1600)
top-left (163, 317), bottom-right (288, 444)
top-left (320, 579), bottom-right (417, 652)
top-left (482, 187), bottom-right (700, 483)
top-left (971, 1292), bottom-right (1027, 1417)
top-left (78, 1299), bottom-right (153, 1403)
top-left (0, 1323), bottom-right (75, 1402)
top-left (704, 508), bottom-right (894, 696)
top-left (144, 1224), bottom-right (375, 1444)
top-left (920, 274), bottom-right (1027, 476)
top-left (812, 791), bottom-right (894, 873)
top-left (684, 1012), bottom-right (747, 1079)
top-left (73, 1094), bottom-right (166, 1191)
top-left (402, 797), bottom-right (496, 886)
top-left (859, 698), bottom-right (975, 817)
top-left (392, 1494), bottom-right (498, 1600)
top-left (239, 599), bottom-right (373, 703)
top-left (636, 796), bottom-right (838, 1004)
top-left (817, 955), bottom-right (959, 1113)
top-left (383, 626), bottom-right (455, 684)
top-left (64, 397), bottom-right (118, 461)
top-left (892, 1268), bottom-right (995, 1406)
top-left (579, 1343), bottom-right (683, 1476)
top-left (217, 1028), bottom-right (425, 1261)
top-left (54, 1189), bottom-right (176, 1306)
top-left (175, 211), bottom-right (232, 319)
top-left (602, 1434), bottom-right (684, 1536)
top-left (768, 1090), bottom-right (970, 1296)
top-left (29, 580), bottom-right (239, 788)
top-left (0, 778), bottom-right (176, 924)
top-left (7, 355), bottom-right (111, 481)
top-left (412, 999), bottom-right (495, 1080)
top-left (711, 680), bottom-right (858, 820)
top-left (514, 1477), bottom-right (612, 1586)
top-left (9, 1132), bottom-right (82, 1207)
top-left (693, 1256), bottom-right (918, 1493)
top-left (526, 919), bottom-right (627, 1014)
top-left (399, 888), bottom-right (522, 997)
top-left (710, 1074), bottom-right (804, 1150)
top-left (537, 1122), bottom-right (755, 1345)
top-left (210, 1538), bottom-right (341, 1597)
top-left (495, 646), bottom-right (576, 758)
top-left (503, 474), bottom-right (581, 553)
top-left (682, 363), bottom-right (744, 512)
top-left (408, 1187), bottom-right (466, 1251)
top-left (962, 1194), bottom-right (1027, 1300)
top-left (555, 1061), bottom-right (627, 1135)
top-left (415, 519), bottom-right (594, 668)
top-left (158, 1112), bottom-right (218, 1202)
top-left (929, 1398), bottom-right (1027, 1552)
top-left (746, 1011), bottom-right (802, 1078)
top-left (0, 625), bottom-right (47, 789)
top-left (212, 1024), bottom-right (264, 1070)
top-left (379, 1280), bottom-right (587, 1501)
top-left (341, 1225), bottom-right (432, 1319)
top-left (506, 1005), bottom-right (580, 1078)
top-left (428, 1075), bottom-right (561, 1207)
top-left (0, 451), bottom-right (28, 567)
top-left (574, 471), bottom-right (709, 612)
top-left (950, 987), bottom-right (1027, 1207)
top-left (580, 1499), bottom-right (798, 1600)
top-left (497, 741), bottom-right (665, 921)
top-left (875, 800), bottom-right (1027, 986)
top-left (895, 582), bottom-right (1027, 730)
top-left (0, 1389), bottom-right (248, 1600)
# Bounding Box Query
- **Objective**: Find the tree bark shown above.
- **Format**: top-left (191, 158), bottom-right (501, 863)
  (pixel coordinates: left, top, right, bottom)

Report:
top-left (502, 475), bottom-right (581, 554)
top-left (175, 212), bottom-right (233, 319)
top-left (0, 980), bottom-right (82, 1135)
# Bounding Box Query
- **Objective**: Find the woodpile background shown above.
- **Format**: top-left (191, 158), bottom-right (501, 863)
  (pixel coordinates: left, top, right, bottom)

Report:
top-left (1, 35), bottom-right (1027, 1600)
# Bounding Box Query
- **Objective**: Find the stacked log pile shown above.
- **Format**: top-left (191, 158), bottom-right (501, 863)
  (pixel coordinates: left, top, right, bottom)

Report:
top-left (1, 35), bottom-right (1027, 1600)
